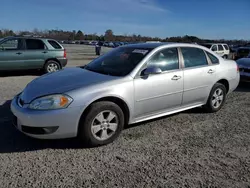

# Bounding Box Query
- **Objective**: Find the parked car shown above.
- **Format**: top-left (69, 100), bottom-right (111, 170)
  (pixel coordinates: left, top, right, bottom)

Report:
top-left (236, 58), bottom-right (250, 82)
top-left (200, 43), bottom-right (230, 59)
top-left (11, 42), bottom-right (240, 146)
top-left (103, 42), bottom-right (110, 47)
top-left (0, 36), bottom-right (67, 73)
top-left (113, 42), bottom-right (121, 48)
top-left (234, 47), bottom-right (250, 60)
top-left (108, 42), bottom-right (115, 48)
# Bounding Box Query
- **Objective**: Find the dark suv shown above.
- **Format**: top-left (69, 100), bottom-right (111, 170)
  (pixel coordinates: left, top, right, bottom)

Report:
top-left (234, 47), bottom-right (250, 60)
top-left (0, 36), bottom-right (67, 73)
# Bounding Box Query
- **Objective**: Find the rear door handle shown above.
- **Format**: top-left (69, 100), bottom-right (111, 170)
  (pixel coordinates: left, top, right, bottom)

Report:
top-left (42, 51), bottom-right (48, 53)
top-left (16, 52), bottom-right (22, 55)
top-left (171, 75), bottom-right (182, 80)
top-left (208, 69), bottom-right (215, 74)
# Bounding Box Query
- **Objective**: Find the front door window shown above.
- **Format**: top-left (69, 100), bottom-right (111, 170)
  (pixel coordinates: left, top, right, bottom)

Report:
top-left (0, 39), bottom-right (21, 51)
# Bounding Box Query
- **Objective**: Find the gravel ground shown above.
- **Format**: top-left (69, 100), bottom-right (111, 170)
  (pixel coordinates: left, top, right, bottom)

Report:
top-left (0, 45), bottom-right (250, 188)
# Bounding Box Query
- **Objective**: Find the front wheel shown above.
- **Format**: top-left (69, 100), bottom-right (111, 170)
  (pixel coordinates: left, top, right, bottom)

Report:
top-left (78, 101), bottom-right (124, 147)
top-left (204, 83), bottom-right (227, 113)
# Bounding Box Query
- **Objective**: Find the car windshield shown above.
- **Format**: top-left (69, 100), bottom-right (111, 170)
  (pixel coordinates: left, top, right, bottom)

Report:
top-left (84, 47), bottom-right (153, 76)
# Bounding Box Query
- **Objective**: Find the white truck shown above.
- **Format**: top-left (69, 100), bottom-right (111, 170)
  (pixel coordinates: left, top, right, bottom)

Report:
top-left (200, 43), bottom-right (230, 59)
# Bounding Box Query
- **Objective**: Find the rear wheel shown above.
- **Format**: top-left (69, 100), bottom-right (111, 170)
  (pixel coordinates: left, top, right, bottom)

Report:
top-left (44, 60), bottom-right (61, 73)
top-left (78, 101), bottom-right (124, 147)
top-left (204, 83), bottom-right (227, 113)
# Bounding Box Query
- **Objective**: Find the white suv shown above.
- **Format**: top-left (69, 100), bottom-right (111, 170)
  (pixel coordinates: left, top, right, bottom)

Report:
top-left (201, 43), bottom-right (230, 59)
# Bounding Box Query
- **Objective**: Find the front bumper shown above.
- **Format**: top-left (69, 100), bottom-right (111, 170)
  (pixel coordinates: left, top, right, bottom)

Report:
top-left (10, 95), bottom-right (84, 139)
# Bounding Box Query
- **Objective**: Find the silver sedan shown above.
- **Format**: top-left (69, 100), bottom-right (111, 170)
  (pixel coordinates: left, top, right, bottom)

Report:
top-left (11, 42), bottom-right (240, 146)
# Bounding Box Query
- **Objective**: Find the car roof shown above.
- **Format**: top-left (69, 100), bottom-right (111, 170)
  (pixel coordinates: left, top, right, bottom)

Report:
top-left (201, 43), bottom-right (228, 45)
top-left (122, 42), bottom-right (214, 50)
top-left (3, 36), bottom-right (56, 41)
top-left (123, 42), bottom-right (175, 49)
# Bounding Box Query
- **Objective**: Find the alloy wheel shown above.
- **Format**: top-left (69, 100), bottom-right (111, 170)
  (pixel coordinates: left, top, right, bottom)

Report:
top-left (91, 110), bottom-right (119, 141)
top-left (211, 88), bottom-right (224, 108)
top-left (47, 63), bottom-right (59, 73)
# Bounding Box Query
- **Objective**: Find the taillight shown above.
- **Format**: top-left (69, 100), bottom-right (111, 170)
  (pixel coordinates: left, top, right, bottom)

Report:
top-left (236, 64), bottom-right (239, 72)
top-left (63, 49), bottom-right (66, 58)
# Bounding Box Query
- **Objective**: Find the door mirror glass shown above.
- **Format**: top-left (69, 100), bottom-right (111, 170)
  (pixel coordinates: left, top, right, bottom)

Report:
top-left (143, 66), bottom-right (162, 75)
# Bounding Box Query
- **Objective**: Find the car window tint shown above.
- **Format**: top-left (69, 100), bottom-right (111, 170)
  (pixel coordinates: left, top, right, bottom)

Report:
top-left (211, 45), bottom-right (217, 51)
top-left (148, 48), bottom-right (179, 71)
top-left (0, 39), bottom-right (19, 50)
top-left (223, 45), bottom-right (229, 50)
top-left (218, 45), bottom-right (224, 51)
top-left (181, 47), bottom-right (208, 68)
top-left (206, 52), bottom-right (219, 64)
top-left (26, 39), bottom-right (46, 50)
top-left (48, 40), bottom-right (62, 49)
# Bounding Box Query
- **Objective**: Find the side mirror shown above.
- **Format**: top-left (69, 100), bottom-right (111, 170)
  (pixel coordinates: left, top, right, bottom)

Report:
top-left (143, 66), bottom-right (162, 75)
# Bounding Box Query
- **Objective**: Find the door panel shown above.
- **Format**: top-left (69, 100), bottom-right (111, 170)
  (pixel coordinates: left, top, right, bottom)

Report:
top-left (0, 51), bottom-right (26, 70)
top-left (182, 66), bottom-right (217, 106)
top-left (134, 47), bottom-right (184, 118)
top-left (0, 38), bottom-right (26, 70)
top-left (180, 47), bottom-right (218, 106)
top-left (23, 39), bottom-right (47, 69)
top-left (22, 50), bottom-right (46, 69)
top-left (216, 44), bottom-right (224, 56)
top-left (134, 70), bottom-right (184, 118)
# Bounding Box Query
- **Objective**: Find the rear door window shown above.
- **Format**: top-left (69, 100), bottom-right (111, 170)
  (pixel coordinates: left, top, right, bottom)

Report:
top-left (181, 47), bottom-right (208, 68)
top-left (25, 39), bottom-right (46, 50)
top-left (218, 45), bottom-right (224, 51)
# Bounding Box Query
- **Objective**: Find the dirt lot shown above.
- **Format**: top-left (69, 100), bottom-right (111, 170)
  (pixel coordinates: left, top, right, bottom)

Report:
top-left (0, 44), bottom-right (250, 188)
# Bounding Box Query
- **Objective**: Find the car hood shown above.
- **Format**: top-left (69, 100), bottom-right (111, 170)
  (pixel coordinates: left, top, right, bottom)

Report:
top-left (20, 67), bottom-right (119, 103)
top-left (236, 58), bottom-right (250, 67)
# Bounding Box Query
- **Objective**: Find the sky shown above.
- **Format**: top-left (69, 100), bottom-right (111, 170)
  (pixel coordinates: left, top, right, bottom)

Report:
top-left (1, 0), bottom-right (250, 40)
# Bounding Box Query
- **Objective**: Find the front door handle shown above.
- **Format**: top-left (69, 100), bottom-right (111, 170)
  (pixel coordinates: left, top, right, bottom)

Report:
top-left (171, 75), bottom-right (182, 80)
top-left (16, 52), bottom-right (22, 55)
top-left (42, 51), bottom-right (48, 54)
top-left (208, 69), bottom-right (215, 74)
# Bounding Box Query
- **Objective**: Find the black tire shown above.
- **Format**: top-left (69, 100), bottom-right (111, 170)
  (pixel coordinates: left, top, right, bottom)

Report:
top-left (204, 83), bottom-right (227, 113)
top-left (78, 101), bottom-right (124, 147)
top-left (44, 60), bottom-right (61, 73)
top-left (222, 55), bottom-right (228, 59)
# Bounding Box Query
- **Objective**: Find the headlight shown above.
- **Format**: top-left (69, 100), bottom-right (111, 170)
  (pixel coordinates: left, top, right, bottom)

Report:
top-left (29, 94), bottom-right (73, 110)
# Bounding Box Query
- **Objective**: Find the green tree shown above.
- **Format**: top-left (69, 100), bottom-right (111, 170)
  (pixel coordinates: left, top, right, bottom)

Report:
top-left (104, 29), bottom-right (114, 41)
top-left (75, 30), bottom-right (84, 40)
